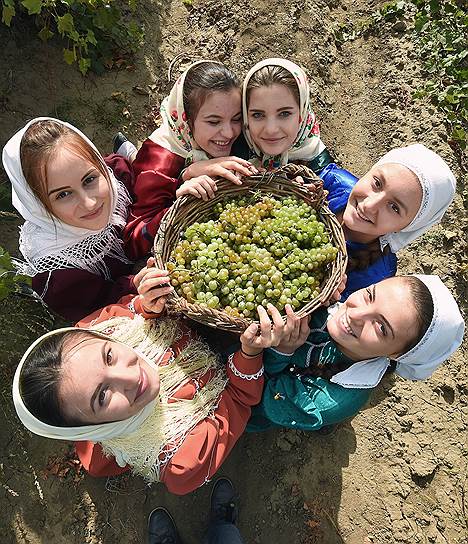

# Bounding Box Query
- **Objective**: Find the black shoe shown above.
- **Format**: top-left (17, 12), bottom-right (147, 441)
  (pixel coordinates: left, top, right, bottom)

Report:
top-left (210, 477), bottom-right (238, 525)
top-left (148, 507), bottom-right (181, 544)
top-left (113, 131), bottom-right (128, 154)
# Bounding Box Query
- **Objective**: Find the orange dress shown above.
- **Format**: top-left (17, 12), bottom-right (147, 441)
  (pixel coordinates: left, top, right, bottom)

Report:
top-left (74, 295), bottom-right (264, 495)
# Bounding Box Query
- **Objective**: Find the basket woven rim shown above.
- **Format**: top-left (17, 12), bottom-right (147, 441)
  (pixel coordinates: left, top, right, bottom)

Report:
top-left (154, 166), bottom-right (347, 333)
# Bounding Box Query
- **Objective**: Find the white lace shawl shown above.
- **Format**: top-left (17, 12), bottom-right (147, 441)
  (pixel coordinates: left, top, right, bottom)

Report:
top-left (2, 117), bottom-right (133, 278)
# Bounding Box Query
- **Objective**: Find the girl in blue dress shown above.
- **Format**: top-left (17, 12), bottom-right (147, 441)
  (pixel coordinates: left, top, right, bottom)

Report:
top-left (319, 143), bottom-right (456, 299)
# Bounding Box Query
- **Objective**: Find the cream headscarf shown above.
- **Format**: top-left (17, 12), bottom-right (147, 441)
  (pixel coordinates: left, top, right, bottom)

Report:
top-left (328, 275), bottom-right (464, 389)
top-left (376, 144), bottom-right (456, 253)
top-left (242, 58), bottom-right (326, 170)
top-left (13, 315), bottom-right (226, 483)
top-left (2, 117), bottom-right (132, 279)
top-left (149, 60), bottom-right (230, 165)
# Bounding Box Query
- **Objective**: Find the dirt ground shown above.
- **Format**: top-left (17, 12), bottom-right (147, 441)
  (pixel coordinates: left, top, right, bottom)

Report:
top-left (1, 0), bottom-right (467, 542)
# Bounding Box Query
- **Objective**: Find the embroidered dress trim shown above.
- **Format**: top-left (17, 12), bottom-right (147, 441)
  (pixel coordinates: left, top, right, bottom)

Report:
top-left (269, 347), bottom-right (294, 357)
top-left (228, 355), bottom-right (264, 380)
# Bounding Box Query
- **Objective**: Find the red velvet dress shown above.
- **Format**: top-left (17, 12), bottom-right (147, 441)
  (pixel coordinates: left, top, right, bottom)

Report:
top-left (31, 155), bottom-right (137, 322)
top-left (74, 295), bottom-right (264, 495)
top-left (122, 139), bottom-right (185, 259)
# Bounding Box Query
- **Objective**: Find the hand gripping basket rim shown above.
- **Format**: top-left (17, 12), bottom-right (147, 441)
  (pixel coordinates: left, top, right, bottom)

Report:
top-left (154, 164), bottom-right (347, 334)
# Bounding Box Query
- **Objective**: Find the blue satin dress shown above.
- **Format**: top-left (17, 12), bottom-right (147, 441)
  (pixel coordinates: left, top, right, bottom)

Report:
top-left (319, 163), bottom-right (397, 300)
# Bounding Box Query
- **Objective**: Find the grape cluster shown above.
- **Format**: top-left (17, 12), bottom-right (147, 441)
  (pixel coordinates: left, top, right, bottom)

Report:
top-left (167, 195), bottom-right (338, 318)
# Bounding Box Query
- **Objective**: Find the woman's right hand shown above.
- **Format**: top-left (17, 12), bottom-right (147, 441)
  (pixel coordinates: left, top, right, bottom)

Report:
top-left (182, 156), bottom-right (258, 186)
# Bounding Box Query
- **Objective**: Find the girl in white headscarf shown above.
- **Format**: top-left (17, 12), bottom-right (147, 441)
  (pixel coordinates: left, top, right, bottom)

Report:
top-left (2, 117), bottom-right (146, 322)
top-left (242, 58), bottom-right (333, 172)
top-left (248, 274), bottom-right (464, 432)
top-left (13, 266), bottom-right (287, 495)
top-left (319, 144), bottom-right (457, 299)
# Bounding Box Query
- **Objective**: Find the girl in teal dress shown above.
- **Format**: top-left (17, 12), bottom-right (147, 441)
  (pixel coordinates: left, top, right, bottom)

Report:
top-left (248, 274), bottom-right (464, 431)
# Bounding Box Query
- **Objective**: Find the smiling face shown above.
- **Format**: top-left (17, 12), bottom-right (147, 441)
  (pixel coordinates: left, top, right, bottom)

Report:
top-left (191, 88), bottom-right (242, 158)
top-left (58, 335), bottom-right (160, 425)
top-left (327, 277), bottom-right (420, 361)
top-left (46, 146), bottom-right (112, 230)
top-left (247, 84), bottom-right (301, 156)
top-left (342, 163), bottom-right (422, 243)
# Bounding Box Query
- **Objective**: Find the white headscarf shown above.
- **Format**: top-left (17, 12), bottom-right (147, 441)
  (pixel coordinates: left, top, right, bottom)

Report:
top-left (12, 316), bottom-right (226, 481)
top-left (375, 144), bottom-right (456, 253)
top-left (329, 275), bottom-right (464, 388)
top-left (12, 327), bottom-right (156, 442)
top-left (2, 117), bottom-right (132, 279)
top-left (242, 58), bottom-right (325, 170)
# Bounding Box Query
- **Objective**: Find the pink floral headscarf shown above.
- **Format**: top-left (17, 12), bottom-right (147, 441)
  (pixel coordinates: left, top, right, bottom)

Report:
top-left (242, 58), bottom-right (325, 170)
top-left (149, 60), bottom-right (222, 165)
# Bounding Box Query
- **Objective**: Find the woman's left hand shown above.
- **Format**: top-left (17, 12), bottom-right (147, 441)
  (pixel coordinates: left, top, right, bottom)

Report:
top-left (323, 273), bottom-right (347, 306)
top-left (240, 304), bottom-right (289, 356)
top-left (137, 267), bottom-right (174, 314)
top-left (176, 175), bottom-right (218, 201)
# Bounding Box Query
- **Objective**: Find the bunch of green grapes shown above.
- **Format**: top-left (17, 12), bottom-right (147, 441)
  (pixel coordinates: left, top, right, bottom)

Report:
top-left (167, 194), bottom-right (338, 318)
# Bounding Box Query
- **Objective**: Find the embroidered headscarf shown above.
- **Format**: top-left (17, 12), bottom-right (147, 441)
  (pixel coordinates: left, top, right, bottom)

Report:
top-left (2, 117), bottom-right (132, 279)
top-left (242, 58), bottom-right (325, 170)
top-left (375, 144), bottom-right (456, 253)
top-left (329, 275), bottom-right (464, 388)
top-left (13, 315), bottom-right (226, 483)
top-left (149, 60), bottom-right (236, 165)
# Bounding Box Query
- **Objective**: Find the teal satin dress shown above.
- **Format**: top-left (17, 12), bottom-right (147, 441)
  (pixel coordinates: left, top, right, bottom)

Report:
top-left (247, 308), bottom-right (372, 432)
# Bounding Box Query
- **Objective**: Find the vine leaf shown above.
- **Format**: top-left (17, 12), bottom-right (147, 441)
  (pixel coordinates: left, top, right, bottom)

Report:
top-left (38, 26), bottom-right (54, 42)
top-left (63, 48), bottom-right (76, 65)
top-left (78, 57), bottom-right (91, 75)
top-left (57, 13), bottom-right (75, 35)
top-left (21, 0), bottom-right (42, 15)
top-left (2, 4), bottom-right (15, 25)
top-left (86, 29), bottom-right (97, 46)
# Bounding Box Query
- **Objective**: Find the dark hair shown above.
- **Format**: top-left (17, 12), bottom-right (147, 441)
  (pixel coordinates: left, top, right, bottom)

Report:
top-left (20, 330), bottom-right (98, 427)
top-left (245, 65), bottom-right (300, 108)
top-left (20, 119), bottom-right (110, 216)
top-left (183, 62), bottom-right (240, 126)
top-left (347, 241), bottom-right (391, 272)
top-left (299, 276), bottom-right (434, 381)
top-left (399, 275), bottom-right (433, 354)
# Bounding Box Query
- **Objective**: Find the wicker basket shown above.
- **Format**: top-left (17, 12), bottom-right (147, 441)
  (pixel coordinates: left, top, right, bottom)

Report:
top-left (154, 164), bottom-right (347, 333)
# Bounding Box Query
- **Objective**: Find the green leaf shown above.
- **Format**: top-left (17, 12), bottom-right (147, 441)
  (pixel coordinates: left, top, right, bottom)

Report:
top-left (93, 6), bottom-right (120, 30)
top-left (38, 26), bottom-right (54, 41)
top-left (21, 0), bottom-right (42, 15)
top-left (0, 248), bottom-right (12, 269)
top-left (0, 283), bottom-right (10, 302)
top-left (86, 29), bottom-right (97, 46)
top-left (69, 29), bottom-right (80, 41)
top-left (78, 57), bottom-right (91, 75)
top-left (57, 13), bottom-right (75, 35)
top-left (2, 4), bottom-right (15, 26)
top-left (63, 48), bottom-right (76, 65)
top-left (12, 274), bottom-right (31, 286)
top-left (452, 128), bottom-right (466, 141)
